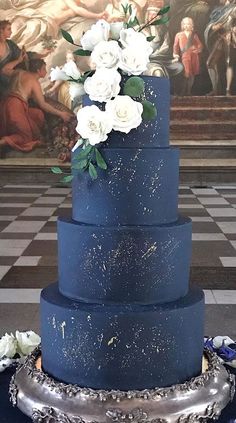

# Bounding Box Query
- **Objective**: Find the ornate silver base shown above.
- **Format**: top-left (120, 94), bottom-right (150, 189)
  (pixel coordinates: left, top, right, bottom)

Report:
top-left (10, 347), bottom-right (235, 423)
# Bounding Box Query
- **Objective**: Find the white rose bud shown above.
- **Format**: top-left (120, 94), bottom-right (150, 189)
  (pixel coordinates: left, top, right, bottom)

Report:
top-left (0, 333), bottom-right (17, 359)
top-left (62, 61), bottom-right (81, 80)
top-left (110, 22), bottom-right (124, 40)
top-left (50, 66), bottom-right (69, 82)
top-left (80, 19), bottom-right (110, 51)
top-left (106, 95), bottom-right (143, 134)
top-left (76, 105), bottom-right (113, 145)
top-left (119, 28), bottom-right (153, 55)
top-left (91, 40), bottom-right (121, 69)
top-left (16, 331), bottom-right (41, 356)
top-left (119, 46), bottom-right (150, 75)
top-left (84, 68), bottom-right (121, 103)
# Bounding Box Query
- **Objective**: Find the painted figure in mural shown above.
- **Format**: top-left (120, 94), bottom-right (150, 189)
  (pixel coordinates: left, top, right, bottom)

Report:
top-left (173, 17), bottom-right (203, 95)
top-left (169, 0), bottom-right (213, 43)
top-left (0, 59), bottom-right (72, 152)
top-left (0, 20), bottom-right (50, 97)
top-left (205, 0), bottom-right (236, 95)
top-left (143, 1), bottom-right (183, 78)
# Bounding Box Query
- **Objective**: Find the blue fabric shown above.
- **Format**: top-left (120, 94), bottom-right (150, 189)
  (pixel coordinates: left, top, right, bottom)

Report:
top-left (1, 367), bottom-right (236, 422)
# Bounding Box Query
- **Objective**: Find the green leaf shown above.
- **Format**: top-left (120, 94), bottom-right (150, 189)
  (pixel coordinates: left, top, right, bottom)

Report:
top-left (61, 175), bottom-right (74, 184)
top-left (123, 77), bottom-right (145, 97)
top-left (128, 4), bottom-right (132, 15)
top-left (73, 48), bottom-right (91, 56)
top-left (72, 159), bottom-right (88, 170)
top-left (95, 149), bottom-right (107, 170)
top-left (122, 3), bottom-right (129, 15)
top-left (89, 163), bottom-right (98, 180)
top-left (147, 36), bottom-right (155, 42)
top-left (142, 100), bottom-right (157, 121)
top-left (61, 29), bottom-right (74, 45)
top-left (74, 145), bottom-right (93, 160)
top-left (51, 167), bottom-right (63, 174)
top-left (158, 5), bottom-right (170, 15)
top-left (151, 16), bottom-right (170, 26)
top-left (127, 16), bottom-right (140, 28)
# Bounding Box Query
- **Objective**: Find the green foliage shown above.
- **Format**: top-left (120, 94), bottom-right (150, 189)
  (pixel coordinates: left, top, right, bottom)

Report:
top-left (95, 148), bottom-right (107, 170)
top-left (147, 36), bottom-right (155, 42)
top-left (61, 175), bottom-right (74, 183)
top-left (73, 49), bottom-right (91, 57)
top-left (51, 167), bottom-right (63, 174)
top-left (142, 100), bottom-right (157, 121)
top-left (151, 16), bottom-right (170, 26)
top-left (89, 163), bottom-right (98, 180)
top-left (61, 29), bottom-right (74, 45)
top-left (158, 5), bottom-right (170, 15)
top-left (123, 77), bottom-right (145, 97)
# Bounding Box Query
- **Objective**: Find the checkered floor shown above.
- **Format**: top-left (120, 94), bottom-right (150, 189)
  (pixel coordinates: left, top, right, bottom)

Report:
top-left (1, 184), bottom-right (236, 338)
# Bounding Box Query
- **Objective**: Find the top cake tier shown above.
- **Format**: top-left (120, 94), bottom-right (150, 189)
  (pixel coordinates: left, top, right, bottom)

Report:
top-left (83, 76), bottom-right (170, 149)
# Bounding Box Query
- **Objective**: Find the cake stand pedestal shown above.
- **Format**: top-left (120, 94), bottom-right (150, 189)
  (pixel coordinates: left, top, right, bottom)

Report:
top-left (9, 348), bottom-right (235, 423)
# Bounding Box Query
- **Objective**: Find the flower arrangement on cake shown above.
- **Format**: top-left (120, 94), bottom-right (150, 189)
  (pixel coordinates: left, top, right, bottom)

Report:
top-left (51, 3), bottom-right (170, 181)
top-left (0, 331), bottom-right (41, 373)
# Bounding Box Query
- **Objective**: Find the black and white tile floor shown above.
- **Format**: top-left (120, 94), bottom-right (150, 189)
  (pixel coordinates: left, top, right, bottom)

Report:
top-left (1, 184), bottom-right (236, 338)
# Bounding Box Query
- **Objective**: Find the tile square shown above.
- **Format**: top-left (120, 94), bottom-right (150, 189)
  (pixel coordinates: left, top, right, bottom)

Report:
top-left (23, 240), bottom-right (57, 256)
top-left (216, 222), bottom-right (236, 234)
top-left (230, 241), bottom-right (236, 249)
top-left (0, 289), bottom-right (41, 303)
top-left (34, 196), bottom-right (65, 205)
top-left (4, 184), bottom-right (50, 188)
top-left (192, 233), bottom-right (227, 241)
top-left (203, 290), bottom-right (216, 304)
top-left (3, 221), bottom-right (46, 233)
top-left (0, 266), bottom-right (11, 280)
top-left (21, 207), bottom-right (56, 217)
top-left (189, 217), bottom-right (214, 222)
top-left (34, 233), bottom-right (57, 240)
top-left (0, 203), bottom-right (31, 208)
top-left (14, 256), bottom-right (41, 266)
top-left (213, 290), bottom-right (236, 304)
top-left (0, 266), bottom-right (57, 288)
top-left (0, 304), bottom-right (39, 336)
top-left (178, 204), bottom-right (204, 209)
top-left (198, 197), bottom-right (229, 205)
top-left (192, 189), bottom-right (218, 195)
top-left (0, 216), bottom-right (17, 221)
top-left (0, 257), bottom-right (17, 266)
top-left (220, 257), bottom-right (236, 267)
top-left (207, 208), bottom-right (236, 217)
top-left (45, 188), bottom-right (71, 195)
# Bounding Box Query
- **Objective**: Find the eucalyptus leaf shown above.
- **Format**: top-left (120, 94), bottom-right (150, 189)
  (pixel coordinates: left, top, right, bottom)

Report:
top-left (61, 29), bottom-right (74, 45)
top-left (147, 36), bottom-right (156, 42)
top-left (151, 16), bottom-right (169, 26)
top-left (89, 163), bottom-right (98, 180)
top-left (73, 49), bottom-right (91, 57)
top-left (95, 149), bottom-right (107, 170)
top-left (123, 77), bottom-right (145, 97)
top-left (158, 5), bottom-right (170, 15)
top-left (74, 145), bottom-right (93, 160)
top-left (61, 175), bottom-right (74, 184)
top-left (51, 167), bottom-right (63, 174)
top-left (142, 100), bottom-right (157, 121)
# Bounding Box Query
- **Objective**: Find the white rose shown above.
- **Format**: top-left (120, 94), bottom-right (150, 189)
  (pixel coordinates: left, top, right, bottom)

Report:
top-left (16, 331), bottom-right (41, 356)
top-left (80, 19), bottom-right (110, 51)
top-left (0, 333), bottom-right (17, 359)
top-left (50, 66), bottom-right (69, 82)
top-left (91, 40), bottom-right (121, 69)
top-left (84, 68), bottom-right (121, 103)
top-left (76, 105), bottom-right (113, 145)
top-left (69, 82), bottom-right (85, 101)
top-left (110, 22), bottom-right (124, 40)
top-left (106, 95), bottom-right (143, 134)
top-left (119, 47), bottom-right (150, 75)
top-left (119, 28), bottom-right (153, 56)
top-left (62, 61), bottom-right (81, 80)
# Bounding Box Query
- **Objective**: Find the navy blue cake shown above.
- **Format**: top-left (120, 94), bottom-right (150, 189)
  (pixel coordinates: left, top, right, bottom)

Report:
top-left (41, 77), bottom-right (205, 390)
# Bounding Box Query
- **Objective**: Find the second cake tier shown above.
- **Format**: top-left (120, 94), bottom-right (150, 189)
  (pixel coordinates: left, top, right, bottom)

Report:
top-left (72, 147), bottom-right (179, 225)
top-left (58, 216), bottom-right (192, 304)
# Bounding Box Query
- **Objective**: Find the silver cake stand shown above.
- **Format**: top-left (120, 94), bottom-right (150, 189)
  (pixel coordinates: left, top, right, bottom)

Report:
top-left (9, 347), bottom-right (235, 423)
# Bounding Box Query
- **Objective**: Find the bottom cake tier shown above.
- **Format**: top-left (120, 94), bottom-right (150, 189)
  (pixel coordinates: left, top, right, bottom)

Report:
top-left (41, 284), bottom-right (204, 391)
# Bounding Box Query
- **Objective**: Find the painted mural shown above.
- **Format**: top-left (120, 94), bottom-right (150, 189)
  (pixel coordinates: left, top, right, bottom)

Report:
top-left (0, 0), bottom-right (235, 159)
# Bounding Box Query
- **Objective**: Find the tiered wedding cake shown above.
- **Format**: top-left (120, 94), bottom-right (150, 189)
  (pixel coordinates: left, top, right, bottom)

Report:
top-left (40, 75), bottom-right (205, 391)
